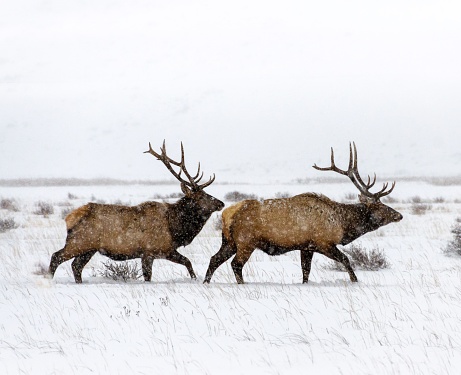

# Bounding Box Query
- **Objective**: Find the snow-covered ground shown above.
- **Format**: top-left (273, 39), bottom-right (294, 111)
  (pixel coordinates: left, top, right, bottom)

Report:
top-left (1, 181), bottom-right (461, 374)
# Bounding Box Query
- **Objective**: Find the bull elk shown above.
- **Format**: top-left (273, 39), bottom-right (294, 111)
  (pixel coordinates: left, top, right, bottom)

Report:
top-left (204, 143), bottom-right (402, 284)
top-left (49, 141), bottom-right (224, 283)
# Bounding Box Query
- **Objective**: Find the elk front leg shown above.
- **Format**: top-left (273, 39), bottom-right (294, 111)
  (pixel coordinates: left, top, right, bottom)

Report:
top-left (300, 250), bottom-right (314, 284)
top-left (141, 256), bottom-right (154, 282)
top-left (71, 250), bottom-right (97, 284)
top-left (166, 250), bottom-right (196, 279)
top-left (325, 246), bottom-right (358, 282)
top-left (204, 236), bottom-right (236, 283)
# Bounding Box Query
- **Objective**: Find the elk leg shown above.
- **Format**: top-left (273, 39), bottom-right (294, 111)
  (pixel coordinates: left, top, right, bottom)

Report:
top-left (326, 246), bottom-right (358, 282)
top-left (300, 250), bottom-right (314, 284)
top-left (71, 250), bottom-right (97, 284)
top-left (49, 247), bottom-right (78, 278)
top-left (166, 250), bottom-right (197, 279)
top-left (231, 248), bottom-right (254, 284)
top-left (141, 256), bottom-right (154, 282)
top-left (204, 236), bottom-right (236, 283)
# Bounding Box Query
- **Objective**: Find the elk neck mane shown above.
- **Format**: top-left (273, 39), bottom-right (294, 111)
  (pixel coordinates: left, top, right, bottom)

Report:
top-left (298, 193), bottom-right (377, 244)
top-left (167, 195), bottom-right (212, 248)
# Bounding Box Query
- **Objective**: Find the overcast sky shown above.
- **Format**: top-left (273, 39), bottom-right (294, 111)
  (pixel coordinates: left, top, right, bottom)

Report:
top-left (1, 0), bottom-right (460, 183)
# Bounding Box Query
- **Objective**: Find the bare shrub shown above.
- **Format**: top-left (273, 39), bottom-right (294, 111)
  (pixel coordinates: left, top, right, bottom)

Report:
top-left (151, 192), bottom-right (184, 200)
top-left (411, 195), bottom-right (422, 204)
top-left (61, 206), bottom-right (74, 219)
top-left (344, 192), bottom-right (356, 201)
top-left (433, 197), bottom-right (445, 203)
top-left (382, 196), bottom-right (399, 204)
top-left (34, 201), bottom-right (55, 217)
top-left (213, 215), bottom-right (223, 231)
top-left (0, 218), bottom-right (18, 232)
top-left (224, 191), bottom-right (259, 202)
top-left (443, 217), bottom-right (461, 257)
top-left (68, 192), bottom-right (78, 199)
top-left (97, 260), bottom-right (143, 282)
top-left (410, 202), bottom-right (432, 215)
top-left (275, 191), bottom-right (292, 199)
top-left (33, 262), bottom-right (49, 276)
top-left (324, 243), bottom-right (390, 271)
top-left (112, 199), bottom-right (131, 206)
top-left (0, 198), bottom-right (19, 212)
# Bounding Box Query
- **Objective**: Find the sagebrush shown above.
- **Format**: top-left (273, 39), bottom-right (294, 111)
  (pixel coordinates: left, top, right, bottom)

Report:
top-left (224, 191), bottom-right (259, 202)
top-left (34, 201), bottom-right (54, 217)
top-left (0, 198), bottom-right (19, 212)
top-left (97, 260), bottom-right (143, 282)
top-left (443, 217), bottom-right (461, 256)
top-left (325, 243), bottom-right (390, 271)
top-left (0, 218), bottom-right (18, 232)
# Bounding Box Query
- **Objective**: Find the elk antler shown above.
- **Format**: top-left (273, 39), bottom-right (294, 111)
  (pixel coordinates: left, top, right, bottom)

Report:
top-left (144, 140), bottom-right (215, 191)
top-left (313, 142), bottom-right (395, 201)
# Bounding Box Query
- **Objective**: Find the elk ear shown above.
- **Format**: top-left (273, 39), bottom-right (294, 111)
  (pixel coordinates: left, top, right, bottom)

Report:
top-left (181, 183), bottom-right (193, 197)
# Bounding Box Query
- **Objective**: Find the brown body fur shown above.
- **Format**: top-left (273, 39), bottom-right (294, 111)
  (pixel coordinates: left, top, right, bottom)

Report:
top-left (204, 193), bottom-right (402, 284)
top-left (50, 193), bottom-right (224, 283)
top-left (66, 203), bottom-right (172, 256)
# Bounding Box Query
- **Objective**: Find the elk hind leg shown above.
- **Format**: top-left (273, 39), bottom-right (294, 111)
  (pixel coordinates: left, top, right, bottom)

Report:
top-left (231, 247), bottom-right (254, 284)
top-left (141, 256), bottom-right (154, 282)
top-left (204, 236), bottom-right (236, 283)
top-left (71, 250), bottom-right (97, 284)
top-left (166, 250), bottom-right (196, 279)
top-left (49, 246), bottom-right (79, 278)
top-left (300, 250), bottom-right (314, 284)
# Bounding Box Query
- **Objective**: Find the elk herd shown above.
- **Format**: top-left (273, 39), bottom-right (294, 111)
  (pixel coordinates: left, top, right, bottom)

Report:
top-left (49, 141), bottom-right (402, 285)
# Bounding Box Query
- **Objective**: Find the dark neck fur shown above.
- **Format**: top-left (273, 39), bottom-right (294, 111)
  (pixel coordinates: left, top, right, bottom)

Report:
top-left (168, 196), bottom-right (213, 248)
top-left (339, 203), bottom-right (378, 245)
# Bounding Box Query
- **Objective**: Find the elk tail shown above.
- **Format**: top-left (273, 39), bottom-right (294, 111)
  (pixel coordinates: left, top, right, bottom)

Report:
top-left (65, 204), bottom-right (92, 231)
top-left (222, 201), bottom-right (247, 242)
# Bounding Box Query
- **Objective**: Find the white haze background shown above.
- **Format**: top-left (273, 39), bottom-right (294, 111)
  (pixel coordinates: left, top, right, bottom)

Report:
top-left (1, 0), bottom-right (461, 182)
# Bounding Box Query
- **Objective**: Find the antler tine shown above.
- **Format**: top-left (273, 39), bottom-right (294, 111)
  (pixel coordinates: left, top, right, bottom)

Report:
top-left (145, 141), bottom-right (194, 187)
top-left (349, 142), bottom-right (380, 198)
top-left (314, 143), bottom-right (396, 201)
top-left (145, 142), bottom-right (161, 159)
top-left (313, 147), bottom-right (348, 175)
top-left (192, 162), bottom-right (202, 180)
top-left (350, 142), bottom-right (356, 171)
top-left (197, 173), bottom-right (216, 190)
top-left (376, 181), bottom-right (396, 199)
top-left (175, 142), bottom-right (201, 189)
top-left (194, 170), bottom-right (205, 184)
top-left (157, 140), bottom-right (179, 166)
top-left (145, 140), bottom-right (216, 191)
top-left (367, 173), bottom-right (377, 189)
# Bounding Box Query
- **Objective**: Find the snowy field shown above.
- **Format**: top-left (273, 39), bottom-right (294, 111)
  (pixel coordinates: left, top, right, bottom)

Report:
top-left (1, 180), bottom-right (461, 374)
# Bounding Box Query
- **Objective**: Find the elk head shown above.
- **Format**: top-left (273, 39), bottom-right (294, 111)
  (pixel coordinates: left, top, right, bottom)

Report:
top-left (144, 140), bottom-right (224, 215)
top-left (313, 142), bottom-right (403, 229)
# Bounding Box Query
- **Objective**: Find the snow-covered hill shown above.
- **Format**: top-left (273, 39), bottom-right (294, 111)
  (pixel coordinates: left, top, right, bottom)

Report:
top-left (1, 1), bottom-right (460, 183)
